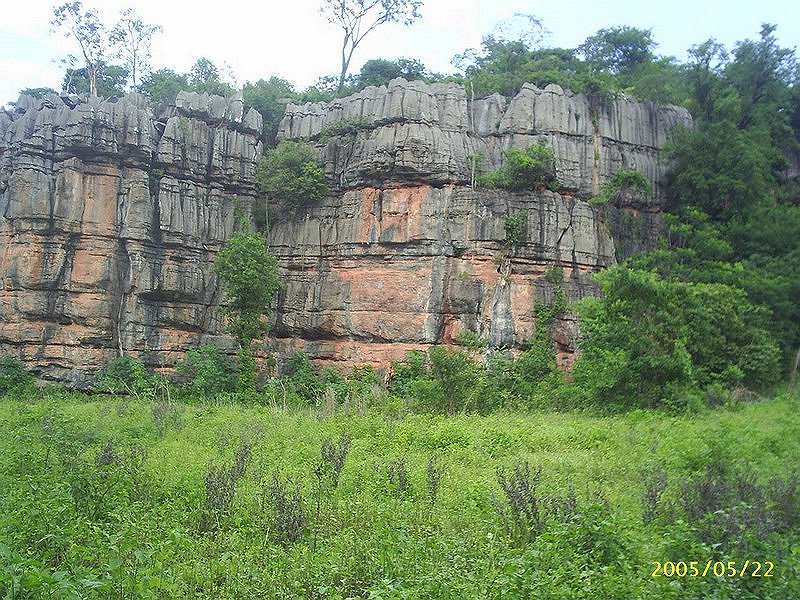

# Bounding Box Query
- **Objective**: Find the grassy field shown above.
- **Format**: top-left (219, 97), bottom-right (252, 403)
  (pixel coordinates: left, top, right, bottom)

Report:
top-left (1, 389), bottom-right (798, 598)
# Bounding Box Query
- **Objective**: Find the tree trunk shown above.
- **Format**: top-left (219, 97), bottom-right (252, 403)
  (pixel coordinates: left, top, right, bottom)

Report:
top-left (88, 63), bottom-right (98, 97)
top-left (790, 347), bottom-right (800, 391)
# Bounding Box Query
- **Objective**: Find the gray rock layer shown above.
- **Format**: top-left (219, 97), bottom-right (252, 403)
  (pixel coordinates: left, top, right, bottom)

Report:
top-left (279, 79), bottom-right (692, 200)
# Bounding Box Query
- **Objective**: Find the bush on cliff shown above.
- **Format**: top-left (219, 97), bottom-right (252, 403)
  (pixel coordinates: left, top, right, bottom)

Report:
top-left (482, 141), bottom-right (558, 191)
top-left (95, 355), bottom-right (155, 398)
top-left (256, 141), bottom-right (329, 219)
top-left (178, 345), bottom-right (238, 395)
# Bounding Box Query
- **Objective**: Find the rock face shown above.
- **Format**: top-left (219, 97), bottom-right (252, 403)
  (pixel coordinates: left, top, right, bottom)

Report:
top-left (270, 79), bottom-right (691, 369)
top-left (0, 91), bottom-right (262, 384)
top-left (0, 80), bottom-right (690, 383)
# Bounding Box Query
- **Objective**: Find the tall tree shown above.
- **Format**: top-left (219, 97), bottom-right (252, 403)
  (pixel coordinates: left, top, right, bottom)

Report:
top-left (109, 8), bottom-right (162, 91)
top-left (578, 25), bottom-right (657, 90)
top-left (320, 0), bottom-right (424, 93)
top-left (50, 2), bottom-right (106, 97)
top-left (140, 68), bottom-right (189, 104)
top-left (242, 77), bottom-right (296, 145)
top-left (355, 57), bottom-right (428, 87)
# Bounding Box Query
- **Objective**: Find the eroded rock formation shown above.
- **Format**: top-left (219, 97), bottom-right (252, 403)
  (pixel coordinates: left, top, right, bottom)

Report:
top-left (0, 80), bottom-right (691, 382)
top-left (0, 91), bottom-right (262, 384)
top-left (269, 79), bottom-right (691, 369)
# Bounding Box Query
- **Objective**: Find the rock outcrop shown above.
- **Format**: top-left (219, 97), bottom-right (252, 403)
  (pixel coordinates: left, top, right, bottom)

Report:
top-left (269, 79), bottom-right (691, 369)
top-left (0, 91), bottom-right (262, 384)
top-left (0, 80), bottom-right (691, 382)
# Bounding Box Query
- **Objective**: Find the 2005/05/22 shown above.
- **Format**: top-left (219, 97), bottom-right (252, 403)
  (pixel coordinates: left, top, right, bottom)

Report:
top-left (652, 560), bottom-right (774, 578)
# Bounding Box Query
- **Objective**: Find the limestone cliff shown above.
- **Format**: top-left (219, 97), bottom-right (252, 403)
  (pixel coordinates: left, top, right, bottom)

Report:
top-left (0, 91), bottom-right (262, 384)
top-left (268, 79), bottom-right (691, 369)
top-left (0, 80), bottom-right (690, 382)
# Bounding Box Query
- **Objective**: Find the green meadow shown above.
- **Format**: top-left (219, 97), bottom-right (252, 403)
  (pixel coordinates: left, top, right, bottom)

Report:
top-left (1, 389), bottom-right (798, 598)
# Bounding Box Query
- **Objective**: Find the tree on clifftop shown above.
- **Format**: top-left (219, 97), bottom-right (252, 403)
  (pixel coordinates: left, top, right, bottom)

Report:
top-left (51, 2), bottom-right (106, 97)
top-left (109, 8), bottom-right (162, 91)
top-left (320, 0), bottom-right (424, 93)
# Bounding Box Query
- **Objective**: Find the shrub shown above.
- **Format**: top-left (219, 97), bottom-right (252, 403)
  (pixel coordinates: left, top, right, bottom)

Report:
top-left (67, 439), bottom-right (148, 521)
top-left (426, 455), bottom-right (444, 505)
top-left (320, 432), bottom-right (352, 489)
top-left (572, 266), bottom-right (780, 407)
top-left (453, 329), bottom-right (488, 349)
top-left (482, 141), bottom-right (558, 191)
top-left (644, 465), bottom-right (799, 552)
top-left (590, 167), bottom-right (650, 206)
top-left (178, 345), bottom-right (237, 395)
top-left (264, 474), bottom-right (307, 545)
top-left (199, 440), bottom-right (252, 532)
top-left (496, 462), bottom-right (592, 544)
top-left (0, 355), bottom-right (34, 394)
top-left (387, 458), bottom-right (413, 499)
top-left (503, 212), bottom-right (528, 247)
top-left (390, 350), bottom-right (427, 397)
top-left (284, 351), bottom-right (324, 405)
top-left (96, 355), bottom-right (154, 398)
top-left (318, 117), bottom-right (366, 140)
top-left (426, 346), bottom-right (482, 414)
top-left (257, 141), bottom-right (329, 214)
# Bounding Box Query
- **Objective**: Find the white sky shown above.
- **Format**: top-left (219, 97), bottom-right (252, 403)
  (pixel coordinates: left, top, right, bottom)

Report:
top-left (1, 0), bottom-right (798, 105)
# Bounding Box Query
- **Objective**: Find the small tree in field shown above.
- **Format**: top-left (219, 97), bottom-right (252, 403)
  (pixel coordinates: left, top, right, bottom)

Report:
top-left (214, 232), bottom-right (282, 391)
top-left (320, 0), bottom-right (424, 93)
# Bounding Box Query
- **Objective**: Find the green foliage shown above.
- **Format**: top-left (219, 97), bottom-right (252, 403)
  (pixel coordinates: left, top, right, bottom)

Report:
top-left (283, 351), bottom-right (324, 405)
top-left (178, 345), bottom-right (237, 395)
top-left (214, 231), bottom-right (282, 348)
top-left (0, 356), bottom-right (34, 394)
top-left (51, 2), bottom-right (106, 97)
top-left (214, 231), bottom-right (281, 392)
top-left (242, 77), bottom-right (295, 145)
top-left (320, 0), bottom-right (423, 92)
top-left (318, 117), bottom-right (367, 140)
top-left (453, 329), bottom-right (488, 349)
top-left (256, 141), bottom-right (329, 217)
top-left (2, 391), bottom-right (797, 597)
top-left (591, 167), bottom-right (650, 206)
top-left (140, 68), bottom-right (189, 104)
top-left (391, 347), bottom-right (485, 414)
top-left (63, 62), bottom-right (129, 97)
top-left (666, 122), bottom-right (778, 221)
top-left (108, 8), bottom-right (162, 90)
top-left (355, 57), bottom-right (429, 88)
top-left (187, 57), bottom-right (236, 96)
top-left (572, 266), bottom-right (780, 408)
top-left (17, 87), bottom-right (58, 100)
top-left (96, 355), bottom-right (154, 397)
top-left (503, 212), bottom-right (527, 247)
top-left (578, 26), bottom-right (656, 78)
top-left (482, 141), bottom-right (558, 191)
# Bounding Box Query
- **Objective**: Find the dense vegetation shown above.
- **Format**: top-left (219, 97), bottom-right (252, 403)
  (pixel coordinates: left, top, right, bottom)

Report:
top-left (1, 383), bottom-right (797, 598)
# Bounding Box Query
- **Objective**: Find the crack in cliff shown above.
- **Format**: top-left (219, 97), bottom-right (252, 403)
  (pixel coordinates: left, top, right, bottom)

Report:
top-left (555, 197), bottom-right (577, 267)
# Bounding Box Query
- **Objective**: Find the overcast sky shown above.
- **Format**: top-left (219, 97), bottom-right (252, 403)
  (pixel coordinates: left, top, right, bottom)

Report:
top-left (1, 0), bottom-right (798, 106)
